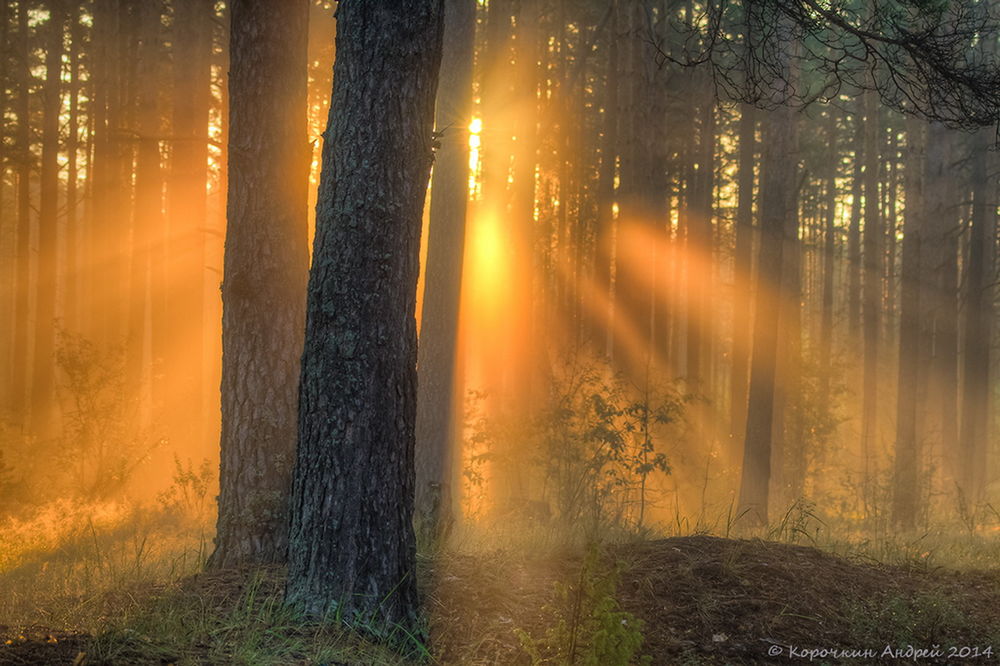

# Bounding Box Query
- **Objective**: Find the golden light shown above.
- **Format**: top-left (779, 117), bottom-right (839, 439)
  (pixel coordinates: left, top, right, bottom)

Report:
top-left (468, 116), bottom-right (482, 197)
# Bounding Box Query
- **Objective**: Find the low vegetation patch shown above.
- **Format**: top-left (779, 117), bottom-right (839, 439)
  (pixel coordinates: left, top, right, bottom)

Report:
top-left (2, 528), bottom-right (1000, 664)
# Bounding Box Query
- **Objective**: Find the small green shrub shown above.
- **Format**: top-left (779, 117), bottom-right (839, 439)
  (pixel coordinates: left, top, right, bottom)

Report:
top-left (517, 544), bottom-right (650, 665)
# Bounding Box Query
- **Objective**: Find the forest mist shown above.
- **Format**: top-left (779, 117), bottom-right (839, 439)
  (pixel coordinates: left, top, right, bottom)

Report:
top-left (1, 0), bottom-right (1000, 616)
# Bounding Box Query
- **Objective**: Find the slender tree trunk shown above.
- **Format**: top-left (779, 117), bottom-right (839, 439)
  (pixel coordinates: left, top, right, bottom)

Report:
top-left (12, 0), bottom-right (32, 425)
top-left (615, 0), bottom-right (661, 378)
top-left (65, 4), bottom-right (81, 333)
top-left (31, 0), bottom-right (65, 438)
top-left (860, 87), bottom-right (881, 515)
top-left (686, 78), bottom-right (714, 392)
top-left (730, 103), bottom-right (755, 445)
top-left (820, 107), bottom-right (837, 400)
top-left (596, 3), bottom-right (618, 359)
top-left (415, 0), bottom-right (476, 543)
top-left (773, 152), bottom-right (803, 504)
top-left (209, 0), bottom-right (309, 569)
top-left (919, 123), bottom-right (953, 493)
top-left (958, 130), bottom-right (993, 503)
top-left (286, 0), bottom-right (443, 638)
top-left (847, 103), bottom-right (863, 340)
top-left (480, 0), bottom-right (513, 207)
top-left (738, 101), bottom-right (797, 527)
top-left (0, 0), bottom-right (7, 411)
top-left (892, 118), bottom-right (924, 529)
top-left (169, 0), bottom-right (213, 452)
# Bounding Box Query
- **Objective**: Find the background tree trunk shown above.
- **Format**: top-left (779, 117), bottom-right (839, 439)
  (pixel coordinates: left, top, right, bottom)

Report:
top-left (209, 0), bottom-right (309, 569)
top-left (415, 0), bottom-right (476, 543)
top-left (737, 100), bottom-right (797, 527)
top-left (892, 118), bottom-right (924, 529)
top-left (30, 0), bottom-right (65, 438)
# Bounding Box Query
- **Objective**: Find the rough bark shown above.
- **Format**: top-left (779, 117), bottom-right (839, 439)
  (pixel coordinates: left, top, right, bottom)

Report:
top-left (286, 0), bottom-right (444, 638)
top-left (415, 0), bottom-right (476, 543)
top-left (210, 0), bottom-right (309, 569)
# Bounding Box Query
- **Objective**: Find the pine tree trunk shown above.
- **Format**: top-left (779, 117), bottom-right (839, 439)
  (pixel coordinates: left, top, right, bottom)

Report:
top-left (686, 79), bottom-right (714, 392)
top-left (819, 108), bottom-right (836, 400)
top-left (730, 103), bottom-right (755, 446)
top-left (595, 4), bottom-right (618, 359)
top-left (209, 0), bottom-right (309, 569)
top-left (286, 0), bottom-right (444, 638)
top-left (958, 130), bottom-right (992, 503)
top-left (847, 104), bottom-right (863, 340)
top-left (860, 87), bottom-right (881, 515)
top-left (31, 0), bottom-right (65, 437)
top-left (11, 0), bottom-right (32, 425)
top-left (892, 118), bottom-right (924, 529)
top-left (415, 0), bottom-right (476, 543)
top-left (65, 5), bottom-right (81, 333)
top-left (738, 102), bottom-right (797, 527)
top-left (169, 0), bottom-right (213, 452)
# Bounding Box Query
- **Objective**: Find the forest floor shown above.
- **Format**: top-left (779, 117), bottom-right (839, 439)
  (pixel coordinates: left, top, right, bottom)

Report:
top-left (2, 534), bottom-right (1000, 664)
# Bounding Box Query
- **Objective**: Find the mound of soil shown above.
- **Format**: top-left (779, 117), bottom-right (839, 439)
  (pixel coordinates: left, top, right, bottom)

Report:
top-left (431, 535), bottom-right (1000, 664)
top-left (3, 536), bottom-right (999, 664)
top-left (614, 536), bottom-right (1000, 664)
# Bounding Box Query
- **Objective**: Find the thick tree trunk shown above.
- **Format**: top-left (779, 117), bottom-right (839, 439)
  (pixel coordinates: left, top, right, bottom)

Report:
top-left (286, 0), bottom-right (443, 638)
top-left (892, 118), bottom-right (924, 529)
top-left (737, 103), bottom-right (797, 527)
top-left (209, 0), bottom-right (309, 569)
top-left (31, 0), bottom-right (65, 437)
top-left (415, 0), bottom-right (476, 543)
